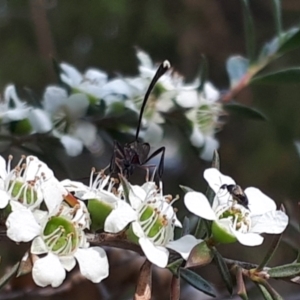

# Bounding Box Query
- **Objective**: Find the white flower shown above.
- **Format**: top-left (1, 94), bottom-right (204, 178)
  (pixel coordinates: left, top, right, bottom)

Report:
top-left (184, 168), bottom-right (289, 246)
top-left (177, 82), bottom-right (223, 161)
top-left (60, 63), bottom-right (107, 104)
top-left (1, 85), bottom-right (29, 123)
top-left (0, 155), bottom-right (63, 212)
top-left (60, 63), bottom-right (136, 106)
top-left (6, 203), bottom-right (108, 287)
top-left (136, 49), bottom-right (185, 91)
top-left (61, 170), bottom-right (135, 233)
top-left (43, 86), bottom-right (102, 156)
top-left (1, 85), bottom-right (52, 133)
top-left (125, 50), bottom-right (199, 145)
top-left (109, 180), bottom-right (201, 268)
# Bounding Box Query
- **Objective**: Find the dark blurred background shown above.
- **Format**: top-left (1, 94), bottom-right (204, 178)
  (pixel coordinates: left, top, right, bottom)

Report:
top-left (0, 0), bottom-right (300, 299)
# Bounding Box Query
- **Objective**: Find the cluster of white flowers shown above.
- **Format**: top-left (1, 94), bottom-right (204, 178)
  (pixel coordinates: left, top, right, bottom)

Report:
top-left (1, 154), bottom-right (289, 289)
top-left (1, 154), bottom-right (198, 287)
top-left (0, 50), bottom-right (224, 161)
top-left (4, 155), bottom-right (108, 288)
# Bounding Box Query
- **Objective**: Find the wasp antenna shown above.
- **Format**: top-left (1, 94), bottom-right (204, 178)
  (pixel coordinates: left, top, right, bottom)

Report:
top-left (135, 60), bottom-right (171, 140)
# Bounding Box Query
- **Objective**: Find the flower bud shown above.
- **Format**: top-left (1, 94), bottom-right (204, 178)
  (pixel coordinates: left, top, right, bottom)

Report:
top-left (87, 199), bottom-right (113, 231)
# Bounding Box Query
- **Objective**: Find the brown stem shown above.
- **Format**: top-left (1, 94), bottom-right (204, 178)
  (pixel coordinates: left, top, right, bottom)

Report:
top-left (170, 275), bottom-right (180, 300)
top-left (221, 72), bottom-right (253, 103)
top-left (134, 259), bottom-right (152, 300)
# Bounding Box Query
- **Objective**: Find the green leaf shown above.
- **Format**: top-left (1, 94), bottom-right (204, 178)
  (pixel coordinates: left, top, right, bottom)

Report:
top-left (181, 216), bottom-right (190, 236)
top-left (185, 241), bottom-right (213, 268)
top-left (226, 56), bottom-right (249, 88)
top-left (236, 267), bottom-right (248, 300)
top-left (251, 68), bottom-right (300, 84)
top-left (176, 216), bottom-right (190, 239)
top-left (240, 0), bottom-right (256, 63)
top-left (256, 280), bottom-right (284, 300)
top-left (259, 27), bottom-right (300, 59)
top-left (212, 247), bottom-right (233, 295)
top-left (257, 283), bottom-right (273, 300)
top-left (0, 262), bottom-right (19, 290)
top-left (167, 258), bottom-right (184, 275)
top-left (268, 263), bottom-right (300, 278)
top-left (211, 150), bottom-right (220, 170)
top-left (118, 174), bottom-right (130, 203)
top-left (179, 268), bottom-right (216, 297)
top-left (224, 103), bottom-right (267, 121)
top-left (278, 27), bottom-right (300, 54)
top-left (271, 0), bottom-right (282, 38)
top-left (256, 233), bottom-right (282, 271)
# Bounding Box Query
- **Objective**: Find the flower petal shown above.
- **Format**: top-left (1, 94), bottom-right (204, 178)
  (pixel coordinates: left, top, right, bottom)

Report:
top-left (136, 50), bottom-right (153, 69)
top-left (28, 108), bottom-right (52, 133)
top-left (129, 185), bottom-right (146, 209)
top-left (139, 237), bottom-right (169, 268)
top-left (0, 190), bottom-right (9, 208)
top-left (31, 236), bottom-right (48, 255)
top-left (167, 235), bottom-right (202, 260)
top-left (43, 86), bottom-right (68, 114)
top-left (203, 168), bottom-right (236, 194)
top-left (60, 63), bottom-right (83, 86)
top-left (74, 247), bottom-right (109, 283)
top-left (104, 201), bottom-right (136, 233)
top-left (233, 231), bottom-right (264, 246)
top-left (6, 208), bottom-right (41, 242)
top-left (203, 82), bottom-right (220, 102)
top-left (189, 126), bottom-right (204, 148)
top-left (60, 255), bottom-right (76, 272)
top-left (84, 69), bottom-right (107, 86)
top-left (65, 94), bottom-right (89, 119)
top-left (32, 253), bottom-right (66, 287)
top-left (73, 121), bottom-right (97, 148)
top-left (132, 221), bottom-right (145, 238)
top-left (60, 135), bottom-right (83, 156)
top-left (245, 187), bottom-right (276, 215)
top-left (0, 156), bottom-right (7, 179)
top-left (251, 210), bottom-right (288, 234)
top-left (176, 90), bottom-right (199, 108)
top-left (42, 178), bottom-right (65, 213)
top-left (26, 156), bottom-right (54, 181)
top-left (184, 191), bottom-right (216, 220)
top-left (200, 136), bottom-right (219, 161)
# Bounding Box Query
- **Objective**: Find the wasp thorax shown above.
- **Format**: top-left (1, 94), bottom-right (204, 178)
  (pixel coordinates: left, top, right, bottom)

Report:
top-left (43, 216), bottom-right (78, 255)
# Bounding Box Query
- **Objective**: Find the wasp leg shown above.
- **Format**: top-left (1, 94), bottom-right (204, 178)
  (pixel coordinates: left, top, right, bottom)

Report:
top-left (143, 147), bottom-right (165, 179)
top-left (110, 141), bottom-right (125, 174)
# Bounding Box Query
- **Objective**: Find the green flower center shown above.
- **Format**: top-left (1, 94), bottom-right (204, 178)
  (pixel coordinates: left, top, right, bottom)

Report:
top-left (196, 102), bottom-right (222, 134)
top-left (9, 180), bottom-right (38, 206)
top-left (43, 216), bottom-right (78, 255)
top-left (138, 203), bottom-right (171, 246)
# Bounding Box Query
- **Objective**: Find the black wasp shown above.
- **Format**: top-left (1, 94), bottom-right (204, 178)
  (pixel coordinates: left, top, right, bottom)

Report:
top-left (110, 60), bottom-right (171, 179)
top-left (220, 184), bottom-right (249, 210)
